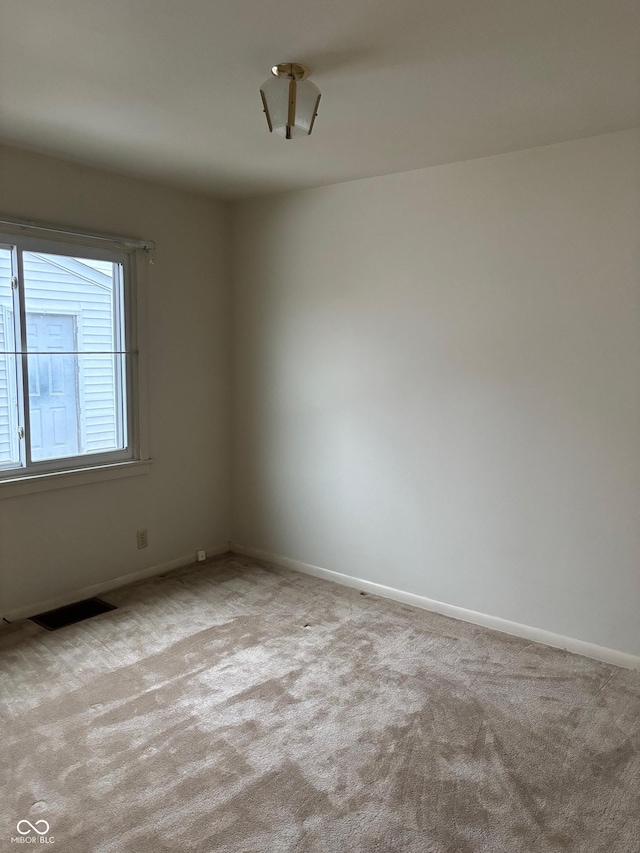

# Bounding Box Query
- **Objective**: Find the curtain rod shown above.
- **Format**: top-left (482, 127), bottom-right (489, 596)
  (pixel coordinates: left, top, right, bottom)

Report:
top-left (0, 216), bottom-right (156, 252)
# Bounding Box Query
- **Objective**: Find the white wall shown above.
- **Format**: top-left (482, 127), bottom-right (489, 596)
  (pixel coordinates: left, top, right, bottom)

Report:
top-left (0, 146), bottom-right (231, 614)
top-left (231, 129), bottom-right (640, 657)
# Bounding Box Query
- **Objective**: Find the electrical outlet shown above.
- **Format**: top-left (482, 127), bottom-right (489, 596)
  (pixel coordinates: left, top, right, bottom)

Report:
top-left (137, 529), bottom-right (148, 549)
top-left (196, 550), bottom-right (206, 562)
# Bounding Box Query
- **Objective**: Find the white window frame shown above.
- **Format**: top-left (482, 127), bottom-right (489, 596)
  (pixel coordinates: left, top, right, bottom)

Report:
top-left (0, 227), bottom-right (151, 496)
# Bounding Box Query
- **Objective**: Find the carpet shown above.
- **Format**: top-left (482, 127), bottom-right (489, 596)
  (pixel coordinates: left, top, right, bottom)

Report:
top-left (1, 555), bottom-right (639, 852)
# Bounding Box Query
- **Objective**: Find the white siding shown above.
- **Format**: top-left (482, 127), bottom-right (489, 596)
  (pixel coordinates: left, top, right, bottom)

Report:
top-left (0, 251), bottom-right (121, 461)
top-left (0, 306), bottom-right (14, 464)
top-left (0, 252), bottom-right (16, 465)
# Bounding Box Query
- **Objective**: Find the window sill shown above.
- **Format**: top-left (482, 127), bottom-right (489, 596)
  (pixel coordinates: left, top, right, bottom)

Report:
top-left (0, 458), bottom-right (153, 498)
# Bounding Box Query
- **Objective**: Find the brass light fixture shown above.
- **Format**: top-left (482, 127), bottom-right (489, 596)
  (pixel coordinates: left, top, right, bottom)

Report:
top-left (260, 63), bottom-right (321, 139)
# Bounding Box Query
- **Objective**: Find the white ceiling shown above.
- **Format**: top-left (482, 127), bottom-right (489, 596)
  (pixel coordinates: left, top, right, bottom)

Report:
top-left (1, 0), bottom-right (638, 200)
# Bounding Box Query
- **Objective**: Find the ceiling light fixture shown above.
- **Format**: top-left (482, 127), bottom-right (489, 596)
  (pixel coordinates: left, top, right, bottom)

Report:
top-left (260, 63), bottom-right (321, 139)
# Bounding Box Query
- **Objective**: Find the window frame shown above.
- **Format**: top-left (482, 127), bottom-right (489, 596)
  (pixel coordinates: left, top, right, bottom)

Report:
top-left (0, 229), bottom-right (150, 494)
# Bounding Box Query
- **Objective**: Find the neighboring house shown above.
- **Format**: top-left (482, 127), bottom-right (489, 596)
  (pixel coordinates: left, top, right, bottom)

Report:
top-left (0, 253), bottom-right (120, 465)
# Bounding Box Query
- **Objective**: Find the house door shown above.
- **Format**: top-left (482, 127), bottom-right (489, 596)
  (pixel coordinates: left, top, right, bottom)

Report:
top-left (27, 313), bottom-right (79, 461)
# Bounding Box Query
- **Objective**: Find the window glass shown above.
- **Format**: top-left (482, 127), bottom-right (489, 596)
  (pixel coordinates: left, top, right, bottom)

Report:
top-left (0, 248), bottom-right (20, 468)
top-left (0, 239), bottom-right (134, 478)
top-left (22, 252), bottom-right (127, 462)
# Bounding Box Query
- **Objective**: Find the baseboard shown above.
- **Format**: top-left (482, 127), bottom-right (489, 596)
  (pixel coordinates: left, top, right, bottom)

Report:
top-left (2, 541), bottom-right (232, 623)
top-left (231, 543), bottom-right (640, 672)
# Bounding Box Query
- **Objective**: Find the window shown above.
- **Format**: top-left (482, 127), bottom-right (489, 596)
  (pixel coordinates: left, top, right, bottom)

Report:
top-left (0, 231), bottom-right (143, 483)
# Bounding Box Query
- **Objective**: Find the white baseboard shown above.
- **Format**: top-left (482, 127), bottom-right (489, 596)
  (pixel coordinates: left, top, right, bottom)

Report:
top-left (231, 543), bottom-right (640, 672)
top-left (2, 541), bottom-right (231, 623)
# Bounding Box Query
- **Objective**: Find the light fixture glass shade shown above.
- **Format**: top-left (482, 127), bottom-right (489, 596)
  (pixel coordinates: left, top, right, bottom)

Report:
top-left (260, 75), bottom-right (321, 139)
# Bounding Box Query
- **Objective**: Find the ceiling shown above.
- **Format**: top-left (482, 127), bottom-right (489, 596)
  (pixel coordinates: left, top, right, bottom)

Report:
top-left (1, 0), bottom-right (638, 200)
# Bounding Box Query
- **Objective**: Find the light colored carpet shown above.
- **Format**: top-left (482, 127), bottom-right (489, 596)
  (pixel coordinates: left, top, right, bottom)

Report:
top-left (1, 555), bottom-right (640, 852)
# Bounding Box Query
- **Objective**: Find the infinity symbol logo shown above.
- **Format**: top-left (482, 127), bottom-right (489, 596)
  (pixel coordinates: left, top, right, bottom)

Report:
top-left (17, 820), bottom-right (50, 835)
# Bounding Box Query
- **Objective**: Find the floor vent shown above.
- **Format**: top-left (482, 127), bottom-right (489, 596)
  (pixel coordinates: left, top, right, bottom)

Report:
top-left (30, 598), bottom-right (117, 631)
